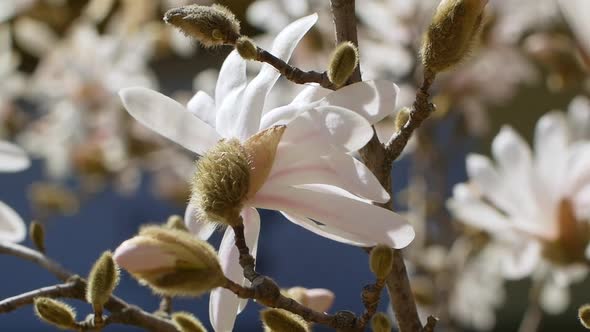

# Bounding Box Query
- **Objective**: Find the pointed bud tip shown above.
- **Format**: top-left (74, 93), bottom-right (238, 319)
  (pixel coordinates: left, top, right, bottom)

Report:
top-left (86, 251), bottom-right (120, 308)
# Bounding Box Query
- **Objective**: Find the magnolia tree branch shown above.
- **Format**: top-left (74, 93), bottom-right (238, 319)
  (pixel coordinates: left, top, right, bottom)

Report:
top-left (254, 48), bottom-right (336, 89)
top-left (0, 241), bottom-right (178, 332)
top-left (329, 1), bottom-right (436, 332)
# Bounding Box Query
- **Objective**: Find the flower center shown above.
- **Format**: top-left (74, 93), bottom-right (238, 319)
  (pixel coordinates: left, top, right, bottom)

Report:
top-left (542, 199), bottom-right (590, 265)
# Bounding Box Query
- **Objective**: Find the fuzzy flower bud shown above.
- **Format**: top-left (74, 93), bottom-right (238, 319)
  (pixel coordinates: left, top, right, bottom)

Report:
top-left (327, 41), bottom-right (359, 87)
top-left (286, 287), bottom-right (335, 313)
top-left (86, 251), bottom-right (119, 310)
top-left (29, 221), bottom-right (45, 253)
top-left (370, 245), bottom-right (394, 279)
top-left (421, 0), bottom-right (488, 73)
top-left (113, 226), bottom-right (224, 297)
top-left (166, 215), bottom-right (188, 232)
top-left (236, 36), bottom-right (258, 60)
top-left (164, 4), bottom-right (240, 47)
top-left (191, 126), bottom-right (285, 225)
top-left (394, 107), bottom-right (411, 132)
top-left (261, 309), bottom-right (309, 332)
top-left (371, 312), bottom-right (392, 332)
top-left (34, 297), bottom-right (77, 330)
top-left (580, 304), bottom-right (590, 329)
top-left (172, 311), bottom-right (207, 332)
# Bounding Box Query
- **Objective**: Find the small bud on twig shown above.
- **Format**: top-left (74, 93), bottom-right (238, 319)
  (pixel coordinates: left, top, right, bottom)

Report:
top-left (261, 308), bottom-right (309, 332)
top-left (166, 215), bottom-right (188, 232)
top-left (29, 221), bottom-right (45, 253)
top-left (394, 108), bottom-right (411, 133)
top-left (172, 311), bottom-right (207, 332)
top-left (369, 245), bottom-right (394, 279)
top-left (164, 4), bottom-right (240, 47)
top-left (236, 36), bottom-right (258, 60)
top-left (34, 297), bottom-right (78, 330)
top-left (86, 251), bottom-right (119, 319)
top-left (371, 312), bottom-right (392, 332)
top-left (579, 304), bottom-right (590, 329)
top-left (114, 226), bottom-right (224, 297)
top-left (421, 0), bottom-right (488, 73)
top-left (327, 42), bottom-right (359, 87)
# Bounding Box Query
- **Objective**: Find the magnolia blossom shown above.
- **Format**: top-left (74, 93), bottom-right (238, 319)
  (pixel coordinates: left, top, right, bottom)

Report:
top-left (448, 97), bottom-right (590, 313)
top-left (119, 13), bottom-right (414, 331)
top-left (0, 141), bottom-right (29, 242)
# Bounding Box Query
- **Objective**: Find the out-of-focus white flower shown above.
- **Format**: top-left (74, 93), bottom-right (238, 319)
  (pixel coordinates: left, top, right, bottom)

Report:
top-left (0, 0), bottom-right (36, 23)
top-left (120, 14), bottom-right (414, 331)
top-left (557, 0), bottom-right (590, 54)
top-left (0, 141), bottom-right (29, 242)
top-left (448, 97), bottom-right (590, 312)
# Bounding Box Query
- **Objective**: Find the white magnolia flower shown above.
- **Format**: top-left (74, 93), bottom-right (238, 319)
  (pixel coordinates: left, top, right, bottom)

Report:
top-left (448, 97), bottom-right (590, 312)
top-left (557, 0), bottom-right (590, 54)
top-left (120, 14), bottom-right (414, 332)
top-left (0, 141), bottom-right (29, 242)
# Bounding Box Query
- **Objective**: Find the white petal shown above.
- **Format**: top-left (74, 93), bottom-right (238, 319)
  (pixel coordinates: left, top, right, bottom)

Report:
top-left (447, 187), bottom-right (511, 234)
top-left (558, 0), bottom-right (590, 53)
top-left (234, 14), bottom-right (318, 139)
top-left (209, 208), bottom-right (260, 332)
top-left (267, 152), bottom-right (389, 203)
top-left (119, 87), bottom-right (220, 155)
top-left (0, 141), bottom-right (30, 172)
top-left (251, 185), bottom-right (414, 248)
top-left (466, 154), bottom-right (516, 216)
top-left (215, 51), bottom-right (247, 138)
top-left (291, 84), bottom-right (330, 104)
top-left (500, 240), bottom-right (540, 280)
top-left (187, 91), bottom-right (216, 128)
top-left (0, 201), bottom-right (26, 242)
top-left (567, 96), bottom-right (590, 141)
top-left (534, 112), bottom-right (568, 199)
top-left (540, 279), bottom-right (570, 315)
top-left (282, 212), bottom-right (372, 246)
top-left (320, 80), bottom-right (399, 124)
top-left (184, 203), bottom-right (216, 240)
top-left (564, 142), bottom-right (590, 195)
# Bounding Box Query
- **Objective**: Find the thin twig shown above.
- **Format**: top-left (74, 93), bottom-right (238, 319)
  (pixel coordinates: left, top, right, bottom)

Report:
top-left (256, 48), bottom-right (336, 90)
top-left (0, 241), bottom-right (178, 332)
top-left (0, 279), bottom-right (84, 313)
top-left (357, 279), bottom-right (386, 329)
top-left (423, 316), bottom-right (439, 332)
top-left (517, 278), bottom-right (544, 332)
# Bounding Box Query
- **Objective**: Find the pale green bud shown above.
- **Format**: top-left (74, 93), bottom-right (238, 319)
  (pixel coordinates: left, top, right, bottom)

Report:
top-left (236, 36), bottom-right (258, 60)
top-left (394, 107), bottom-right (411, 132)
top-left (29, 221), bottom-right (45, 253)
top-left (114, 226), bottom-right (224, 297)
top-left (261, 309), bottom-right (309, 332)
top-left (172, 311), bottom-right (207, 332)
top-left (421, 0), bottom-right (488, 73)
top-left (369, 245), bottom-right (393, 279)
top-left (86, 251), bottom-right (119, 309)
top-left (327, 42), bottom-right (359, 87)
top-left (371, 312), bottom-right (392, 332)
top-left (34, 297), bottom-right (77, 330)
top-left (164, 4), bottom-right (240, 47)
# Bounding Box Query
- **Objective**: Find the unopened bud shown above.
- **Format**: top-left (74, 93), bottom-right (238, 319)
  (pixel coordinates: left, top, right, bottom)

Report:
top-left (371, 312), bottom-right (392, 332)
top-left (327, 42), bottom-right (359, 87)
top-left (172, 311), bottom-right (207, 332)
top-left (236, 36), bottom-right (258, 60)
top-left (369, 245), bottom-right (393, 279)
top-left (164, 4), bottom-right (240, 47)
top-left (261, 309), bottom-right (309, 332)
top-left (29, 221), bottom-right (45, 253)
top-left (86, 251), bottom-right (119, 310)
top-left (421, 0), bottom-right (488, 73)
top-left (114, 226), bottom-right (224, 297)
top-left (580, 304), bottom-right (590, 329)
top-left (166, 215), bottom-right (188, 232)
top-left (394, 107), bottom-right (411, 132)
top-left (34, 297), bottom-right (77, 330)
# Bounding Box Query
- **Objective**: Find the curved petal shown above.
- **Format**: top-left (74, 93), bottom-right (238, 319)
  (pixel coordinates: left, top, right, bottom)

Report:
top-left (567, 96), bottom-right (590, 141)
top-left (251, 185), bottom-right (414, 248)
top-left (234, 14), bottom-right (318, 139)
top-left (0, 141), bottom-right (30, 172)
top-left (209, 208), bottom-right (260, 332)
top-left (447, 184), bottom-right (511, 234)
top-left (215, 51), bottom-right (247, 138)
top-left (184, 203), bottom-right (216, 240)
top-left (0, 200), bottom-right (26, 242)
top-left (500, 240), bottom-right (540, 280)
top-left (282, 212), bottom-right (372, 246)
top-left (187, 91), bottom-right (216, 128)
top-left (119, 87), bottom-right (220, 155)
top-left (534, 112), bottom-right (568, 199)
top-left (267, 151), bottom-right (389, 203)
top-left (466, 154), bottom-right (517, 216)
top-left (291, 84), bottom-right (330, 105)
top-left (320, 80), bottom-right (399, 124)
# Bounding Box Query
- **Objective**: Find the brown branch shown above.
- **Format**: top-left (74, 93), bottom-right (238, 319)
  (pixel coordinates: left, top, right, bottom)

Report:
top-left (0, 241), bottom-right (178, 332)
top-left (228, 223), bottom-right (355, 329)
top-left (423, 316), bottom-right (439, 332)
top-left (0, 279), bottom-right (84, 313)
top-left (255, 48), bottom-right (336, 90)
top-left (329, 1), bottom-right (431, 332)
top-left (357, 279), bottom-right (386, 329)
top-left (517, 278), bottom-right (544, 332)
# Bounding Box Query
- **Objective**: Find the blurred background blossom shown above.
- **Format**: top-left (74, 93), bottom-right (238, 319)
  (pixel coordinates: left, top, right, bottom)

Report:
top-left (0, 0), bottom-right (589, 331)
